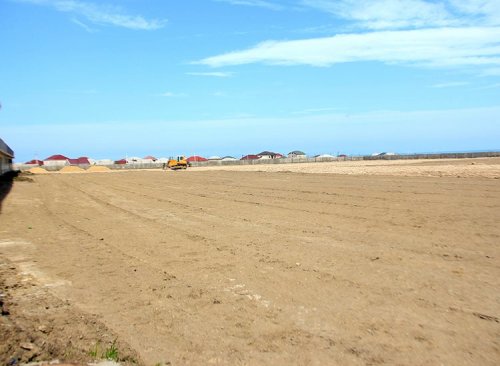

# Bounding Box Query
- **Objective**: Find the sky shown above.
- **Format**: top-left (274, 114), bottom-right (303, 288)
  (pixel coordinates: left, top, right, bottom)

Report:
top-left (1, 0), bottom-right (499, 162)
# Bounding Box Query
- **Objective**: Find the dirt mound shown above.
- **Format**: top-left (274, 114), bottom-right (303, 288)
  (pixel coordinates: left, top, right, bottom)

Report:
top-left (0, 258), bottom-right (140, 365)
top-left (86, 166), bottom-right (111, 172)
top-left (28, 167), bottom-right (49, 174)
top-left (59, 166), bottom-right (85, 173)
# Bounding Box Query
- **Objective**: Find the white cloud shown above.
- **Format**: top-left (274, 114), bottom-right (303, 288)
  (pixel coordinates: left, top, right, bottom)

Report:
top-left (211, 91), bottom-right (228, 97)
top-left (303, 0), bottom-right (453, 30)
top-left (70, 17), bottom-right (96, 32)
top-left (481, 67), bottom-right (500, 76)
top-left (476, 82), bottom-right (500, 89)
top-left (186, 72), bottom-right (234, 77)
top-left (292, 107), bottom-right (340, 115)
top-left (197, 26), bottom-right (500, 71)
top-left (214, 0), bottom-right (283, 10)
top-left (431, 81), bottom-right (469, 88)
top-left (159, 92), bottom-right (187, 97)
top-left (302, 0), bottom-right (500, 30)
top-left (15, 0), bottom-right (166, 30)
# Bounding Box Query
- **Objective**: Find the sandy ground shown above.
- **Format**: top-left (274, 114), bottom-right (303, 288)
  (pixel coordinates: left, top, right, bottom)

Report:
top-left (1, 159), bottom-right (500, 365)
top-left (191, 157), bottom-right (500, 178)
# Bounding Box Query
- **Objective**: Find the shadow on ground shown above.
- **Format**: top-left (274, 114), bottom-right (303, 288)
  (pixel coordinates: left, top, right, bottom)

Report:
top-left (0, 171), bottom-right (18, 214)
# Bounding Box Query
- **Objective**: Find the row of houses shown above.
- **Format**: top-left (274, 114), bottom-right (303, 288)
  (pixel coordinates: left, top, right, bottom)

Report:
top-left (24, 150), bottom-right (311, 167)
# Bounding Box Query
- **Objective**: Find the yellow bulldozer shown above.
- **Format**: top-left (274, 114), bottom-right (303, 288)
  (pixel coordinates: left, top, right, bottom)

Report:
top-left (166, 156), bottom-right (189, 170)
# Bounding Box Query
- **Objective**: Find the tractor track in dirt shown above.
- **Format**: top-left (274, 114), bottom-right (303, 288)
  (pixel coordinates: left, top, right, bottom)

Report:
top-left (1, 167), bottom-right (499, 365)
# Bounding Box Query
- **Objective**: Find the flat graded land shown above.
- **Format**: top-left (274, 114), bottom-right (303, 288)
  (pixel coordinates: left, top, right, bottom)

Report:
top-left (1, 159), bottom-right (500, 365)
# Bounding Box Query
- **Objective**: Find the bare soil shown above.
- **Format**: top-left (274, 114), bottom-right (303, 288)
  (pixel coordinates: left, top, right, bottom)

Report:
top-left (1, 159), bottom-right (499, 365)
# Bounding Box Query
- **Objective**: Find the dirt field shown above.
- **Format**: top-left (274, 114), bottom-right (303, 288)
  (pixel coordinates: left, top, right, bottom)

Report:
top-left (1, 158), bottom-right (500, 365)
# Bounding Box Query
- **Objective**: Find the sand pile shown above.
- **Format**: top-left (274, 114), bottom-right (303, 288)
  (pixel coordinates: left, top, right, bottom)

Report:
top-left (59, 166), bottom-right (85, 173)
top-left (28, 167), bottom-right (49, 174)
top-left (86, 165), bottom-right (111, 172)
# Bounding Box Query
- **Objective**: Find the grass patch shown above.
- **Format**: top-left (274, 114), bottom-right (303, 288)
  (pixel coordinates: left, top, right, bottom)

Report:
top-left (89, 339), bottom-right (119, 362)
top-left (104, 340), bottom-right (119, 361)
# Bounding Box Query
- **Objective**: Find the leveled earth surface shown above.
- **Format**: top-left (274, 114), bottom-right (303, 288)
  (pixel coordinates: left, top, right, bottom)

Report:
top-left (1, 158), bottom-right (499, 365)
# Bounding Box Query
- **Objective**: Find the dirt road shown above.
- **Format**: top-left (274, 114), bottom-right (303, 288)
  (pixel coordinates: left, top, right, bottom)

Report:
top-left (1, 166), bottom-right (499, 365)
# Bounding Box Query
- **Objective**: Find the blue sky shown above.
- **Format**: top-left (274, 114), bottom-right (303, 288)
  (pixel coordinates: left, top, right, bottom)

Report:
top-left (1, 0), bottom-right (499, 162)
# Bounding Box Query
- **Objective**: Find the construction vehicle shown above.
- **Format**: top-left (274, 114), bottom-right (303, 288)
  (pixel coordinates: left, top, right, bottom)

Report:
top-left (166, 156), bottom-right (189, 170)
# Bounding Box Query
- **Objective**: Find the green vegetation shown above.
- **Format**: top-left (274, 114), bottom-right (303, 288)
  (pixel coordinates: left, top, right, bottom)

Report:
top-left (89, 339), bottom-right (119, 362)
top-left (104, 340), bottom-right (119, 361)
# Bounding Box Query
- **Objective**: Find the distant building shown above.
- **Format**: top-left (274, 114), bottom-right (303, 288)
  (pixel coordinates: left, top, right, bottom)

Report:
top-left (0, 138), bottom-right (14, 175)
top-left (43, 154), bottom-right (69, 167)
top-left (315, 154), bottom-right (336, 159)
top-left (241, 154), bottom-right (259, 160)
top-left (126, 157), bottom-right (155, 164)
top-left (187, 155), bottom-right (208, 162)
top-left (374, 152), bottom-right (397, 157)
top-left (93, 159), bottom-right (114, 165)
top-left (288, 150), bottom-right (306, 158)
top-left (143, 156), bottom-right (157, 164)
top-left (207, 156), bottom-right (222, 161)
top-left (257, 151), bottom-right (283, 159)
top-left (221, 156), bottom-right (237, 161)
top-left (25, 159), bottom-right (44, 166)
top-left (68, 157), bottom-right (90, 165)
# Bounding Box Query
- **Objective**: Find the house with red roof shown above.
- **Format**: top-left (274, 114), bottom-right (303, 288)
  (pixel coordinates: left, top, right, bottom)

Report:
top-left (25, 159), bottom-right (44, 166)
top-left (43, 154), bottom-right (69, 167)
top-left (68, 157), bottom-right (90, 165)
top-left (241, 154), bottom-right (259, 160)
top-left (187, 155), bottom-right (208, 162)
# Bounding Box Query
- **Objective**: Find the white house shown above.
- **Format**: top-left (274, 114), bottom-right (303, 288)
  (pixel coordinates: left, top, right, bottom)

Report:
top-left (257, 151), bottom-right (283, 159)
top-left (43, 154), bottom-right (69, 167)
top-left (93, 159), bottom-right (114, 165)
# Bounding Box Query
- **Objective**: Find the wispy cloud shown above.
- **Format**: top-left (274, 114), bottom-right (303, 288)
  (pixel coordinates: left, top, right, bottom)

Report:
top-left (292, 107), bottom-right (340, 115)
top-left (186, 71), bottom-right (234, 78)
top-left (214, 0), bottom-right (283, 11)
top-left (197, 26), bottom-right (500, 71)
top-left (481, 67), bottom-right (500, 76)
top-left (476, 82), bottom-right (500, 90)
top-left (211, 91), bottom-right (228, 97)
top-left (302, 0), bottom-right (500, 30)
top-left (431, 81), bottom-right (469, 88)
top-left (159, 92), bottom-right (187, 97)
top-left (15, 0), bottom-right (166, 30)
top-left (70, 17), bottom-right (96, 32)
